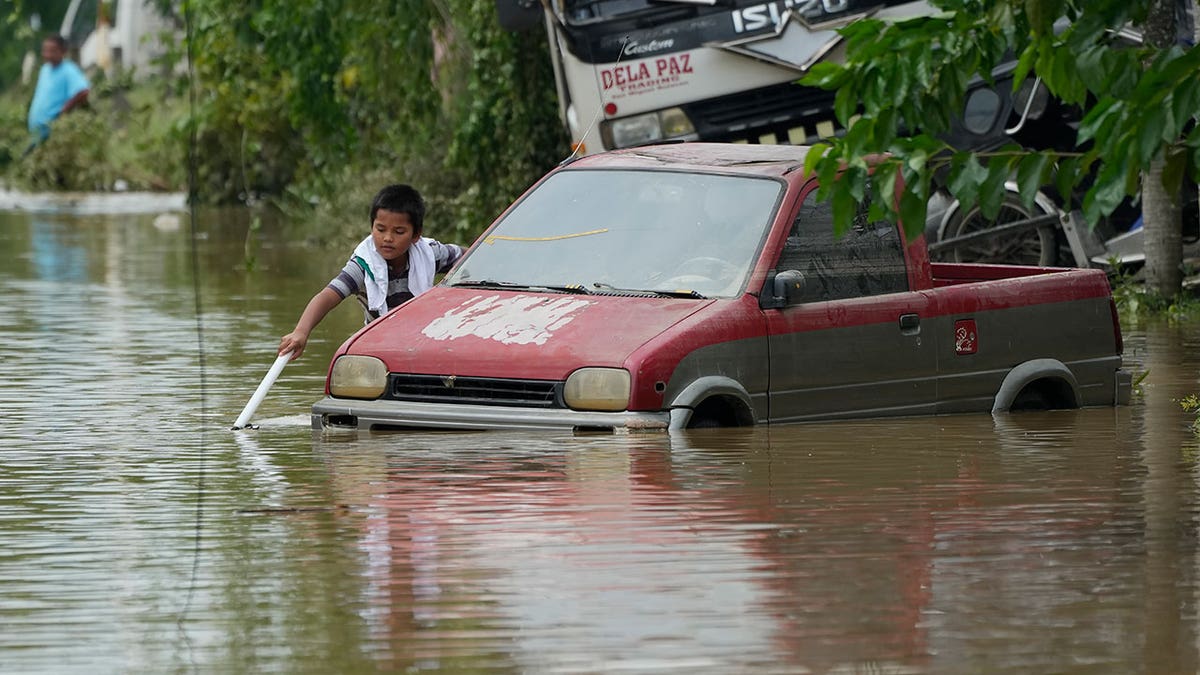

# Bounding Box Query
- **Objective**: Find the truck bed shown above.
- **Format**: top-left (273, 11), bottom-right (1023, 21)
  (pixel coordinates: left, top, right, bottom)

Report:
top-left (930, 262), bottom-right (1108, 288)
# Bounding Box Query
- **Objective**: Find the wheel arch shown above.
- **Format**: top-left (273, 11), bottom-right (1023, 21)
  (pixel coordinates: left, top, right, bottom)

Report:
top-left (992, 358), bottom-right (1081, 413)
top-left (667, 376), bottom-right (756, 430)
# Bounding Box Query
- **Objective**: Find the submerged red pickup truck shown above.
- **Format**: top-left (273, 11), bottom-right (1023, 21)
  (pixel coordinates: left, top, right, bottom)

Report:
top-left (312, 143), bottom-right (1131, 432)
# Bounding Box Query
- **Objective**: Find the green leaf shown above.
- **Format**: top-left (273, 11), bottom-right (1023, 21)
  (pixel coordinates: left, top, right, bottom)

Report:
top-left (834, 85), bottom-right (857, 126)
top-left (842, 115), bottom-right (867, 159)
top-left (1162, 144), bottom-right (1188, 196)
top-left (803, 143), bottom-right (830, 179)
top-left (873, 108), bottom-right (899, 148)
top-left (802, 62), bottom-right (846, 90)
top-left (1159, 98), bottom-right (1179, 147)
top-left (845, 163), bottom-right (868, 203)
top-left (1171, 76), bottom-right (1200, 137)
top-left (1082, 160), bottom-right (1130, 225)
top-left (1054, 156), bottom-right (1081, 209)
top-left (1107, 51), bottom-right (1139, 98)
top-left (1075, 46), bottom-right (1108, 94)
top-left (913, 46), bottom-right (934, 88)
top-left (871, 160), bottom-right (900, 217)
top-left (815, 151), bottom-right (841, 202)
top-left (979, 157), bottom-right (1013, 221)
top-left (1016, 152), bottom-right (1053, 210)
top-left (947, 153), bottom-right (988, 210)
top-left (1024, 0), bottom-right (1045, 33)
top-left (832, 185), bottom-right (857, 237)
top-left (1078, 98), bottom-right (1118, 145)
top-left (1136, 105), bottom-right (1166, 166)
top-left (906, 149), bottom-right (929, 174)
top-left (1012, 42), bottom-right (1038, 88)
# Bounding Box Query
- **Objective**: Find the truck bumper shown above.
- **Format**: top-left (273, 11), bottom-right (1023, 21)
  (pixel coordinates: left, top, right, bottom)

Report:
top-left (311, 397), bottom-right (672, 432)
top-left (1116, 368), bottom-right (1133, 406)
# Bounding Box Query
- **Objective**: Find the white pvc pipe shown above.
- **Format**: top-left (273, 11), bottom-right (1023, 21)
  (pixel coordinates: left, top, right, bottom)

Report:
top-left (232, 352), bottom-right (292, 430)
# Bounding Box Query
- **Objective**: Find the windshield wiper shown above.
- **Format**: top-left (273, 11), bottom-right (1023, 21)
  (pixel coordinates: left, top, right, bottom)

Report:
top-left (593, 282), bottom-right (707, 299)
top-left (451, 280), bottom-right (591, 295)
top-left (451, 279), bottom-right (527, 289)
top-left (540, 284), bottom-right (591, 295)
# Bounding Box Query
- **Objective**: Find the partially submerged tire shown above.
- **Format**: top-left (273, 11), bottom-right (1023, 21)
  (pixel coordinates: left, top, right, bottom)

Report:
top-left (687, 415), bottom-right (723, 429)
top-left (686, 396), bottom-right (748, 428)
top-left (941, 195), bottom-right (1059, 267)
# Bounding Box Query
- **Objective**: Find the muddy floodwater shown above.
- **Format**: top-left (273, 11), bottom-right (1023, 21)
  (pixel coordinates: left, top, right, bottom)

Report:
top-left (4, 205), bottom-right (1200, 674)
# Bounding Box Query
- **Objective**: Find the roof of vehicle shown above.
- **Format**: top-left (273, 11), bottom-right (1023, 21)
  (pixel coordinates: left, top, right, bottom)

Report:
top-left (567, 142), bottom-right (813, 177)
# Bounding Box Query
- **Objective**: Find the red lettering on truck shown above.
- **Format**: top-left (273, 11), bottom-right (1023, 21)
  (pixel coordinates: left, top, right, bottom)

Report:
top-left (655, 55), bottom-right (694, 77)
top-left (601, 63), bottom-right (653, 90)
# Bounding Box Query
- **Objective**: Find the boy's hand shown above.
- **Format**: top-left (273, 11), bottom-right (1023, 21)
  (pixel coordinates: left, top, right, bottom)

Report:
top-left (279, 331), bottom-right (308, 359)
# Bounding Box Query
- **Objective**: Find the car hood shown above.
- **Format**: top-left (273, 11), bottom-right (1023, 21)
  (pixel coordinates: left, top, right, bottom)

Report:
top-left (343, 287), bottom-right (714, 380)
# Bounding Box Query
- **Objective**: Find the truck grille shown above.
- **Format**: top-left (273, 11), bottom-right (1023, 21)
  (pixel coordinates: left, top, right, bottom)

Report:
top-left (385, 374), bottom-right (563, 408)
top-left (683, 83), bottom-right (841, 144)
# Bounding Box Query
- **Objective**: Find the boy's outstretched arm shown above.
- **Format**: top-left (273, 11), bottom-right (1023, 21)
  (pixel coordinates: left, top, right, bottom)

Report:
top-left (279, 287), bottom-right (343, 359)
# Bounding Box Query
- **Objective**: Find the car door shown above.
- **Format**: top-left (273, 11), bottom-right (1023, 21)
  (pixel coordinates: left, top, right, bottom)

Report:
top-left (765, 186), bottom-right (938, 422)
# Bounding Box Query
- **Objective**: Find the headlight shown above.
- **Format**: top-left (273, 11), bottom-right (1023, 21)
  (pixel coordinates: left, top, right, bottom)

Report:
top-left (607, 112), bottom-right (662, 148)
top-left (659, 107), bottom-right (695, 137)
top-left (329, 355), bottom-right (387, 399)
top-left (603, 107), bottom-right (696, 149)
top-left (563, 367), bottom-right (630, 411)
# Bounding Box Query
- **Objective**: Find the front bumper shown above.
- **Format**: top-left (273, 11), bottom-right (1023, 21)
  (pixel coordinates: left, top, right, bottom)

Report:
top-left (311, 397), bottom-right (671, 432)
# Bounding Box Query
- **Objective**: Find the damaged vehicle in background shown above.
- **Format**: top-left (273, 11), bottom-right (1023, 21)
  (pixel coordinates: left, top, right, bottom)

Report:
top-left (924, 27), bottom-right (1199, 270)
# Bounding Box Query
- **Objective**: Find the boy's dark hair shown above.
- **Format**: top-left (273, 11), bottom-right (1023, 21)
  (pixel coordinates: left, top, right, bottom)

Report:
top-left (369, 184), bottom-right (425, 234)
top-left (44, 34), bottom-right (69, 51)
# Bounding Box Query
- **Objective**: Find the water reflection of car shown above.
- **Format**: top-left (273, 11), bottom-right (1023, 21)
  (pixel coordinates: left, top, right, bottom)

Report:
top-left (312, 143), bottom-right (1130, 433)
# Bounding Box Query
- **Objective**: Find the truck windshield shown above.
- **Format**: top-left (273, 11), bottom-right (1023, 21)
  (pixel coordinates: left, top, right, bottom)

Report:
top-left (446, 169), bottom-right (782, 299)
top-left (563, 0), bottom-right (722, 24)
top-left (562, 0), bottom-right (889, 26)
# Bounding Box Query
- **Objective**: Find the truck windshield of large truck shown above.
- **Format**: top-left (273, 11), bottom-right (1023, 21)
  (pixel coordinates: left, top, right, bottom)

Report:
top-left (562, 0), bottom-right (726, 25)
top-left (561, 0), bottom-right (868, 26)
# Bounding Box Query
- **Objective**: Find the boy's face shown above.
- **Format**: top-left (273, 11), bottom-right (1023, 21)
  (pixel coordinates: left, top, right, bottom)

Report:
top-left (371, 209), bottom-right (419, 263)
top-left (41, 40), bottom-right (64, 66)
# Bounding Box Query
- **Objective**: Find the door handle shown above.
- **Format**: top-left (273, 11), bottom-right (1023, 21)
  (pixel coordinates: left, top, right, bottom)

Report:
top-left (899, 313), bottom-right (920, 335)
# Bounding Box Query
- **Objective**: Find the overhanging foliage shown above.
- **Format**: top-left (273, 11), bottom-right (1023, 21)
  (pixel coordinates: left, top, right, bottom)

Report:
top-left (799, 0), bottom-right (1200, 240)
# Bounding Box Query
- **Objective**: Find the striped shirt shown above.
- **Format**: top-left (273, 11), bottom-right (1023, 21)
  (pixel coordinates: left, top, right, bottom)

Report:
top-left (327, 239), bottom-right (463, 322)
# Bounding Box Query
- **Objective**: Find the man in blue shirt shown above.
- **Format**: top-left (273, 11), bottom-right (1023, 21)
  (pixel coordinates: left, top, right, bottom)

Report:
top-left (27, 34), bottom-right (91, 145)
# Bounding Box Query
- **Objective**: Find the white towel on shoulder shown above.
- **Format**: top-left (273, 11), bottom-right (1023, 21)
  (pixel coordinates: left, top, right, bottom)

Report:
top-left (352, 236), bottom-right (437, 316)
top-left (352, 237), bottom-right (388, 316)
top-left (407, 238), bottom-right (436, 297)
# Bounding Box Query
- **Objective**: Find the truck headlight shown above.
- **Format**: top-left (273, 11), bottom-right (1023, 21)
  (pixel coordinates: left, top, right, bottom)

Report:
top-left (563, 367), bottom-right (630, 411)
top-left (603, 107), bottom-right (696, 149)
top-left (329, 355), bottom-right (387, 399)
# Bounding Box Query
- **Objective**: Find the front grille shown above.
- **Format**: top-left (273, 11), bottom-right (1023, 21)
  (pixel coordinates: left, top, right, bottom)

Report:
top-left (683, 82), bottom-right (840, 143)
top-left (385, 374), bottom-right (563, 408)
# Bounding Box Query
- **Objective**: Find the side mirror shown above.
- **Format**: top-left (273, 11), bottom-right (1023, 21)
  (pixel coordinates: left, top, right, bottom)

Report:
top-left (496, 0), bottom-right (544, 31)
top-left (760, 269), bottom-right (805, 309)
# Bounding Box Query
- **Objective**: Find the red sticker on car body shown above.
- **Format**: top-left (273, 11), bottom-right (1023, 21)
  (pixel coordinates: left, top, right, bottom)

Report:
top-left (955, 319), bottom-right (978, 355)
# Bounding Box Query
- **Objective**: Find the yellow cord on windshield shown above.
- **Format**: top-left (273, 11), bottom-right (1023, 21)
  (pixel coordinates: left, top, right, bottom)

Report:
top-left (484, 228), bottom-right (609, 245)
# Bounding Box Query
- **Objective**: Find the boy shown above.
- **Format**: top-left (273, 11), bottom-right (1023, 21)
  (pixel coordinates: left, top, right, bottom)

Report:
top-left (278, 184), bottom-right (463, 359)
top-left (27, 34), bottom-right (90, 147)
